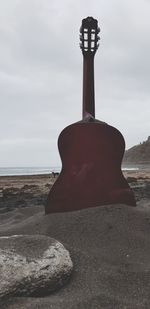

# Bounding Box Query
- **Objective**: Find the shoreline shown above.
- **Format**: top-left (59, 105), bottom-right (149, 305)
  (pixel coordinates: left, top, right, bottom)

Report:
top-left (0, 169), bottom-right (150, 183)
top-left (0, 171), bottom-right (149, 214)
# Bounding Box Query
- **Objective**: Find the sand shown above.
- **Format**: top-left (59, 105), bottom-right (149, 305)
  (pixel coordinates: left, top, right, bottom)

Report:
top-left (0, 171), bottom-right (150, 309)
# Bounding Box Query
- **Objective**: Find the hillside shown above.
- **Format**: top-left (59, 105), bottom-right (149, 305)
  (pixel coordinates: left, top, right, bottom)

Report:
top-left (123, 136), bottom-right (150, 164)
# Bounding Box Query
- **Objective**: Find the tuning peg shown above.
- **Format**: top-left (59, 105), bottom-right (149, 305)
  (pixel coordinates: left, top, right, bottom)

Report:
top-left (80, 34), bottom-right (83, 41)
top-left (97, 36), bottom-right (100, 41)
top-left (97, 27), bottom-right (100, 33)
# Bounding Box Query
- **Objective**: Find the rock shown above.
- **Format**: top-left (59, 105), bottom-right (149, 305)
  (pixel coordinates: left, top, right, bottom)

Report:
top-left (0, 235), bottom-right (73, 298)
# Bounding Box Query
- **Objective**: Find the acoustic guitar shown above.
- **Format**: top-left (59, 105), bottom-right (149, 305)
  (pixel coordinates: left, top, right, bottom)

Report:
top-left (45, 17), bottom-right (136, 214)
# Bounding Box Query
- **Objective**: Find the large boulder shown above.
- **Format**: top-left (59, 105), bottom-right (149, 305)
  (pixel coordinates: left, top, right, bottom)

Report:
top-left (0, 235), bottom-right (73, 298)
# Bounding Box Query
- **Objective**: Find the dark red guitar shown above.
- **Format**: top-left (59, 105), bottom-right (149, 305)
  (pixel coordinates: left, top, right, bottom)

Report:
top-left (46, 17), bottom-right (136, 214)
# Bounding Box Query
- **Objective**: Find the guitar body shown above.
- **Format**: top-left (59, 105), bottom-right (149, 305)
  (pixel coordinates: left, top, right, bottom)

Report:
top-left (46, 120), bottom-right (135, 213)
top-left (45, 17), bottom-right (136, 214)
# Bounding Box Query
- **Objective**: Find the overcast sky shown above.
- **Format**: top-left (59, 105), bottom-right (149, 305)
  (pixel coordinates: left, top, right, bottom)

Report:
top-left (0, 0), bottom-right (150, 167)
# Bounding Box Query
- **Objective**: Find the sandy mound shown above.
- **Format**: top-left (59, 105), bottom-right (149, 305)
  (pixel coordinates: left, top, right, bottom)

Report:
top-left (0, 202), bottom-right (150, 308)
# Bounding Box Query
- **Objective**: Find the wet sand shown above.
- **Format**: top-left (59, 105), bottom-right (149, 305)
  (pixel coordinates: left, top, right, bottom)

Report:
top-left (0, 170), bottom-right (149, 212)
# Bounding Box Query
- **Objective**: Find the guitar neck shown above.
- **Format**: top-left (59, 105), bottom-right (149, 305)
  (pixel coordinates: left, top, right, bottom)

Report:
top-left (82, 55), bottom-right (95, 120)
top-left (80, 17), bottom-right (100, 121)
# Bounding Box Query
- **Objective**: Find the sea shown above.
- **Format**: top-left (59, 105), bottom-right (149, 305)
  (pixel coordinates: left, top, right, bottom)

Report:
top-left (0, 165), bottom-right (147, 177)
top-left (0, 167), bottom-right (61, 177)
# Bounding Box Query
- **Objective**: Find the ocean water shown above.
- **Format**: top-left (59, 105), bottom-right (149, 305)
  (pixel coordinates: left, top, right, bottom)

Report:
top-left (0, 165), bottom-right (141, 176)
top-left (0, 167), bottom-right (61, 176)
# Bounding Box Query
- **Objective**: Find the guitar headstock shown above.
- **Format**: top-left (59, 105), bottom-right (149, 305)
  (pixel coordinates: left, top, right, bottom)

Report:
top-left (80, 17), bottom-right (100, 57)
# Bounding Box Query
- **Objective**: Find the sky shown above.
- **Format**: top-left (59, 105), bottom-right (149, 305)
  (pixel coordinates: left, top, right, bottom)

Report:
top-left (0, 0), bottom-right (150, 167)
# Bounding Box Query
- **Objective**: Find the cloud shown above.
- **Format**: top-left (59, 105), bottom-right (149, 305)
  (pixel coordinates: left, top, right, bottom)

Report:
top-left (0, 0), bottom-right (150, 166)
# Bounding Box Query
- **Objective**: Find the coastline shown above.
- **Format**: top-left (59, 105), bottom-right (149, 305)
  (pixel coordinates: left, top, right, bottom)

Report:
top-left (0, 169), bottom-right (149, 213)
top-left (0, 174), bottom-right (55, 213)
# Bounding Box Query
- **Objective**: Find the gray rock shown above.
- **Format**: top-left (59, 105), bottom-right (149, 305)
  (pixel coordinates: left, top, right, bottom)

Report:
top-left (0, 235), bottom-right (73, 298)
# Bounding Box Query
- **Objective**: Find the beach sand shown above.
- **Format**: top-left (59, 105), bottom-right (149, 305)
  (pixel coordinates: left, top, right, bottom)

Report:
top-left (0, 170), bottom-right (150, 308)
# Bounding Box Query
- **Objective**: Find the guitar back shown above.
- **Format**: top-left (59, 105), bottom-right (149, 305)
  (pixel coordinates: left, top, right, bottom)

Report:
top-left (46, 121), bottom-right (135, 213)
top-left (45, 17), bottom-right (136, 214)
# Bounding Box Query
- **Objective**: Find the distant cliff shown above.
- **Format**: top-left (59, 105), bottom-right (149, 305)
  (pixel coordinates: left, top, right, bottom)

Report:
top-left (123, 136), bottom-right (150, 164)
